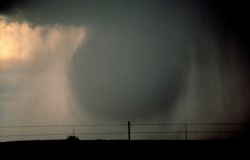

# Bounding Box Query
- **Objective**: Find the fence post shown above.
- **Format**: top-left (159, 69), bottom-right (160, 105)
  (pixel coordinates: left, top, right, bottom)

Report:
top-left (185, 124), bottom-right (188, 140)
top-left (128, 121), bottom-right (131, 140)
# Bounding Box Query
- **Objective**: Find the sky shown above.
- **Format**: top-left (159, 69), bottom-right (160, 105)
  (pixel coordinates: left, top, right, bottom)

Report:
top-left (0, 0), bottom-right (250, 139)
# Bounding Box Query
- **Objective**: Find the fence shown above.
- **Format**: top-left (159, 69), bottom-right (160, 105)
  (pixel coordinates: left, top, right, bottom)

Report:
top-left (0, 122), bottom-right (249, 141)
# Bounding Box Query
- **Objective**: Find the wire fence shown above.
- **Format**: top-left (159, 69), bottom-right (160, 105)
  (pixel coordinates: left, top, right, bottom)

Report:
top-left (0, 122), bottom-right (249, 142)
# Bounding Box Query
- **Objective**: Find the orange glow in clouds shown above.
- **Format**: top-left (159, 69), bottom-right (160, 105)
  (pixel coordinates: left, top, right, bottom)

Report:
top-left (0, 17), bottom-right (33, 65)
top-left (0, 16), bottom-right (85, 69)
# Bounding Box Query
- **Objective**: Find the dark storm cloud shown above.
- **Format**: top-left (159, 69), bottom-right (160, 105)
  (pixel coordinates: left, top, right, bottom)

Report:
top-left (67, 0), bottom-right (192, 121)
top-left (0, 0), bottom-right (29, 13)
top-left (14, 0), bottom-right (194, 121)
top-left (2, 0), bottom-right (250, 124)
top-left (202, 1), bottom-right (250, 41)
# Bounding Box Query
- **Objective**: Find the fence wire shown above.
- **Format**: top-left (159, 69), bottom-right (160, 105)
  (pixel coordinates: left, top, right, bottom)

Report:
top-left (0, 122), bottom-right (249, 141)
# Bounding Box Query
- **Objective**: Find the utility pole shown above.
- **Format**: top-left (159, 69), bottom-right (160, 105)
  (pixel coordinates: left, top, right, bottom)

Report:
top-left (73, 125), bottom-right (75, 136)
top-left (185, 124), bottom-right (188, 140)
top-left (128, 121), bottom-right (131, 140)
